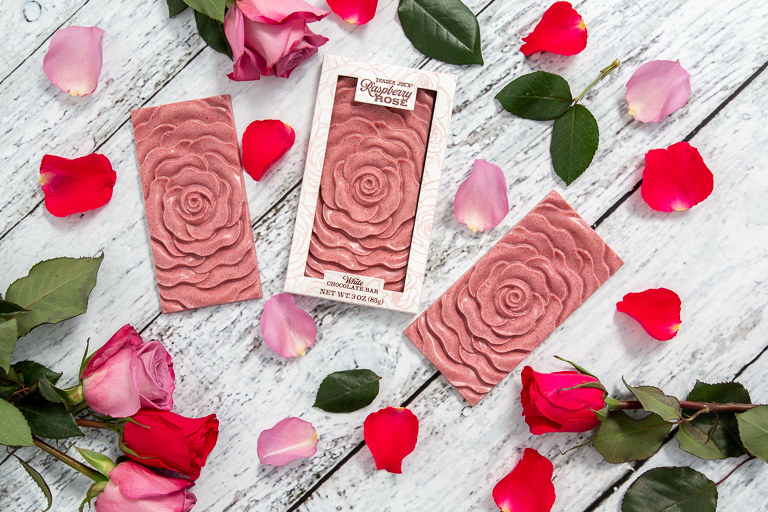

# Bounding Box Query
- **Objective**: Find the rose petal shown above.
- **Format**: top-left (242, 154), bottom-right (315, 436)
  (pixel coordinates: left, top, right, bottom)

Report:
top-left (43, 26), bottom-right (104, 96)
top-left (616, 288), bottom-right (682, 341)
top-left (236, 0), bottom-right (329, 23)
top-left (640, 141), bottom-right (714, 212)
top-left (327, 0), bottom-right (378, 24)
top-left (492, 448), bottom-right (556, 512)
top-left (260, 293), bottom-right (316, 358)
top-left (40, 153), bottom-right (116, 217)
top-left (242, 120), bottom-right (296, 181)
top-left (520, 2), bottom-right (587, 56)
top-left (454, 159), bottom-right (509, 232)
top-left (257, 417), bottom-right (318, 466)
top-left (363, 407), bottom-right (418, 473)
top-left (626, 60), bottom-right (691, 123)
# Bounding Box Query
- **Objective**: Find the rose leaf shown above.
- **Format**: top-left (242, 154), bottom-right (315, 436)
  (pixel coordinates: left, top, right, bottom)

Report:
top-left (550, 104), bottom-right (598, 185)
top-left (621, 467), bottom-right (717, 512)
top-left (496, 71), bottom-right (573, 120)
top-left (314, 369), bottom-right (381, 413)
top-left (592, 411), bottom-right (671, 463)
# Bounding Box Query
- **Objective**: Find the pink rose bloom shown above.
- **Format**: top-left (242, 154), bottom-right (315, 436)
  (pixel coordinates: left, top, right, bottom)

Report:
top-left (224, 0), bottom-right (329, 81)
top-left (83, 324), bottom-right (175, 418)
top-left (95, 461), bottom-right (196, 512)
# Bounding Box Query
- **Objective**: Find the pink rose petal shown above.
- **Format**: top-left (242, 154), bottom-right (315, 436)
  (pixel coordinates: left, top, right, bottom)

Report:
top-left (327, 0), bottom-right (378, 25)
top-left (236, 0), bottom-right (329, 23)
top-left (43, 26), bottom-right (104, 96)
top-left (260, 293), bottom-right (316, 358)
top-left (454, 159), bottom-right (509, 232)
top-left (257, 417), bottom-right (318, 466)
top-left (626, 60), bottom-right (691, 123)
top-left (617, 287), bottom-right (682, 341)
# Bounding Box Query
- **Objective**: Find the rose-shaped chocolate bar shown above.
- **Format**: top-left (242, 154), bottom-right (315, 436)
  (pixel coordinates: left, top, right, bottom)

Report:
top-left (305, 78), bottom-right (435, 291)
top-left (404, 192), bottom-right (623, 405)
top-left (132, 96), bottom-right (262, 312)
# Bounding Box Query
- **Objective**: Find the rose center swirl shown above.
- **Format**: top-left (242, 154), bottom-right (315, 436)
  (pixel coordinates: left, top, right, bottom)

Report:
top-left (350, 167), bottom-right (388, 206)
top-left (178, 188), bottom-right (214, 222)
top-left (493, 280), bottom-right (535, 318)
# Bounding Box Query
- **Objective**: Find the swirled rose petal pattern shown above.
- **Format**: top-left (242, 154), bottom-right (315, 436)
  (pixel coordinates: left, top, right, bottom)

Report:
top-left (304, 77), bottom-right (436, 292)
top-left (404, 191), bottom-right (622, 406)
top-left (132, 95), bottom-right (262, 313)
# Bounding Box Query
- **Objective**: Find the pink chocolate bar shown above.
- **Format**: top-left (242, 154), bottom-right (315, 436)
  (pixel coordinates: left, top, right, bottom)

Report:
top-left (404, 191), bottom-right (623, 405)
top-left (131, 95), bottom-right (262, 313)
top-left (304, 76), bottom-right (436, 292)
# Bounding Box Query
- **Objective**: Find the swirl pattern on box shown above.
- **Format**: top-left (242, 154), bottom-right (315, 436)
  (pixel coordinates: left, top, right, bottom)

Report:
top-left (131, 95), bottom-right (262, 313)
top-left (404, 191), bottom-right (623, 405)
top-left (304, 77), bottom-right (436, 292)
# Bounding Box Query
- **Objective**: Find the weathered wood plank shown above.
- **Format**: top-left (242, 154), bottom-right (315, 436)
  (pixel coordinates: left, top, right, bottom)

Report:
top-left (0, 0), bottom-right (87, 80)
top-left (294, 61), bottom-right (768, 512)
top-left (1, 0), bottom-right (767, 510)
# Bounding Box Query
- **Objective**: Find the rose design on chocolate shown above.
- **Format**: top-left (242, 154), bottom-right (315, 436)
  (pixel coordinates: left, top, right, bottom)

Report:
top-left (132, 96), bottom-right (261, 312)
top-left (305, 77), bottom-right (435, 291)
top-left (405, 192), bottom-right (623, 405)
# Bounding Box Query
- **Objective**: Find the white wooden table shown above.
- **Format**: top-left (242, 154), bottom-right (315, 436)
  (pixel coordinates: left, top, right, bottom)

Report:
top-left (1, 0), bottom-right (767, 510)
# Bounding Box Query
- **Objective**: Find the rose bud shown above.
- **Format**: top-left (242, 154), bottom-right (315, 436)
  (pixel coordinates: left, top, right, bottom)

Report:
top-left (122, 409), bottom-right (219, 481)
top-left (94, 461), bottom-right (196, 512)
top-left (83, 324), bottom-right (175, 418)
top-left (520, 366), bottom-right (605, 434)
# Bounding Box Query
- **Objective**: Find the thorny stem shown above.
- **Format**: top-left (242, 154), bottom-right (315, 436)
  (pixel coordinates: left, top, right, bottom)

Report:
top-left (32, 437), bottom-right (103, 482)
top-left (75, 419), bottom-right (114, 430)
top-left (716, 455), bottom-right (756, 486)
top-left (613, 400), bottom-right (758, 413)
top-left (573, 59), bottom-right (621, 105)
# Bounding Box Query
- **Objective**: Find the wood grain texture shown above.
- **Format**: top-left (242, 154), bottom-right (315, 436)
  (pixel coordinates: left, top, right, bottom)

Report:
top-left (0, 0), bottom-right (766, 510)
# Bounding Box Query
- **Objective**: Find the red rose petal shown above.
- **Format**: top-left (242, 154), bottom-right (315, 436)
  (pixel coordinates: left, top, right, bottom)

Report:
top-left (641, 141), bottom-right (714, 212)
top-left (493, 448), bottom-right (556, 512)
top-left (39, 153), bottom-right (116, 217)
top-left (241, 119), bottom-right (296, 181)
top-left (363, 407), bottom-right (418, 473)
top-left (520, 2), bottom-right (587, 56)
top-left (617, 288), bottom-right (682, 341)
top-left (327, 0), bottom-right (378, 25)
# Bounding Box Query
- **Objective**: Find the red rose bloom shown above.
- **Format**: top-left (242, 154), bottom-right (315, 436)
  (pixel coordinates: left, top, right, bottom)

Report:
top-left (521, 366), bottom-right (605, 434)
top-left (123, 409), bottom-right (219, 480)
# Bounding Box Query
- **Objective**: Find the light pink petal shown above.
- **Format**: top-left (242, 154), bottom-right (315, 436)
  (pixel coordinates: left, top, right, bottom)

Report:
top-left (257, 417), bottom-right (318, 466)
top-left (236, 0), bottom-right (329, 23)
top-left (43, 26), bottom-right (104, 96)
top-left (242, 18), bottom-right (306, 71)
top-left (626, 60), bottom-right (691, 123)
top-left (454, 159), bottom-right (509, 232)
top-left (95, 462), bottom-right (190, 512)
top-left (260, 293), bottom-right (316, 358)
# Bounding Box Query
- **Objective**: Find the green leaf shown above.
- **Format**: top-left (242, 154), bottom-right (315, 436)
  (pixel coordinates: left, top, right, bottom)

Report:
top-left (592, 411), bottom-right (671, 463)
top-left (13, 361), bottom-right (62, 387)
top-left (5, 255), bottom-right (103, 337)
top-left (676, 421), bottom-right (725, 460)
top-left (36, 376), bottom-right (74, 407)
top-left (182, 0), bottom-right (226, 22)
top-left (75, 447), bottom-right (116, 477)
top-left (194, 10), bottom-right (232, 59)
top-left (550, 104), bottom-right (599, 185)
top-left (496, 72), bottom-right (572, 120)
top-left (624, 379), bottom-right (682, 421)
top-left (736, 405), bottom-right (768, 462)
top-left (621, 467), bottom-right (717, 512)
top-left (0, 318), bottom-right (17, 373)
top-left (397, 0), bottom-right (483, 65)
top-left (313, 369), bottom-right (381, 413)
top-left (553, 355), bottom-right (599, 379)
top-left (0, 398), bottom-right (33, 446)
top-left (0, 300), bottom-right (27, 316)
top-left (167, 0), bottom-right (188, 17)
top-left (10, 453), bottom-right (52, 511)
top-left (17, 398), bottom-right (83, 440)
top-left (685, 381), bottom-right (751, 458)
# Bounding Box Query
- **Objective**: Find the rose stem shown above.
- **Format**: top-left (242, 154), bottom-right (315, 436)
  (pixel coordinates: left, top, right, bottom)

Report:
top-left (613, 400), bottom-right (757, 413)
top-left (573, 59), bottom-right (621, 105)
top-left (32, 437), bottom-right (103, 482)
top-left (716, 455), bottom-right (756, 486)
top-left (75, 419), bottom-right (114, 430)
